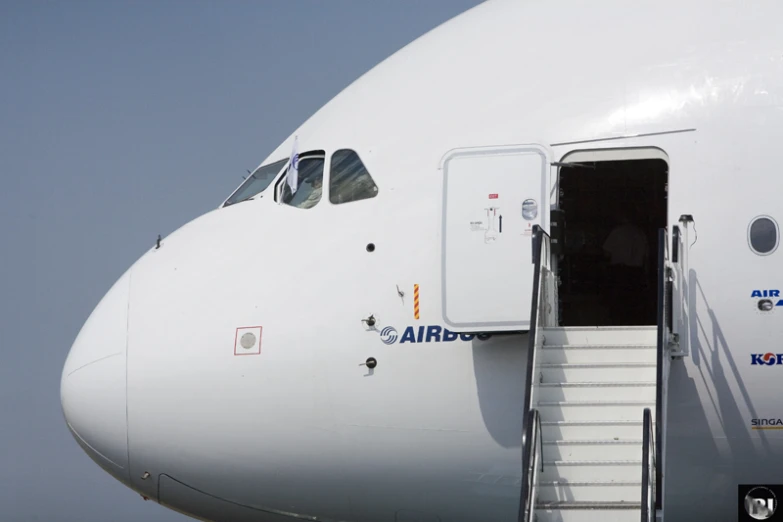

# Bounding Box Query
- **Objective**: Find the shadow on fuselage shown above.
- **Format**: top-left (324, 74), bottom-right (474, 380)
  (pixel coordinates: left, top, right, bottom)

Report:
top-left (471, 333), bottom-right (528, 449)
top-left (664, 268), bottom-right (766, 520)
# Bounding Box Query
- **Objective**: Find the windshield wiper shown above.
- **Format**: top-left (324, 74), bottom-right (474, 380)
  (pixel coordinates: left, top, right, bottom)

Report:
top-left (237, 193), bottom-right (263, 204)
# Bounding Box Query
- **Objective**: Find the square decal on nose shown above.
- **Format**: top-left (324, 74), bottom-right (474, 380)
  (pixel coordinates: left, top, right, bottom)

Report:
top-left (234, 326), bottom-right (262, 356)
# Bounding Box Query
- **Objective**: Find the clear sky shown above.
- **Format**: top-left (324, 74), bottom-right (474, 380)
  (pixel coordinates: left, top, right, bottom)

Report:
top-left (0, 1), bottom-right (482, 520)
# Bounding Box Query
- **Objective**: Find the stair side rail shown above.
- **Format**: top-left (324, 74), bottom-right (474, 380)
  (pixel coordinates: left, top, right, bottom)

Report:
top-left (640, 408), bottom-right (656, 522)
top-left (518, 225), bottom-right (554, 522)
top-left (654, 228), bottom-right (673, 512)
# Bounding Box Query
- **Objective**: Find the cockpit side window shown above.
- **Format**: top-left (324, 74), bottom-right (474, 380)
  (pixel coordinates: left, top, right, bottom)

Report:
top-left (329, 149), bottom-right (378, 204)
top-left (223, 158), bottom-right (287, 207)
top-left (278, 153), bottom-right (325, 209)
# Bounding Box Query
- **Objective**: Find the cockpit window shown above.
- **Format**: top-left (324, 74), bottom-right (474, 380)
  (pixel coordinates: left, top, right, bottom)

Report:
top-left (223, 158), bottom-right (287, 207)
top-left (278, 154), bottom-right (325, 209)
top-left (329, 149), bottom-right (378, 204)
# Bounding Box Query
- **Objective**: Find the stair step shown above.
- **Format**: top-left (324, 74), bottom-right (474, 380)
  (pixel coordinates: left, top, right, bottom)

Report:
top-left (536, 500), bottom-right (641, 509)
top-left (541, 460), bottom-right (642, 482)
top-left (544, 345), bottom-right (655, 349)
top-left (533, 508), bottom-right (642, 522)
top-left (538, 382), bottom-right (656, 401)
top-left (542, 440), bottom-right (643, 460)
top-left (540, 345), bottom-right (656, 364)
top-left (542, 420), bottom-right (650, 440)
top-left (538, 480), bottom-right (642, 503)
top-left (537, 401), bottom-right (655, 422)
top-left (540, 362), bottom-right (656, 383)
top-left (541, 326), bottom-right (657, 347)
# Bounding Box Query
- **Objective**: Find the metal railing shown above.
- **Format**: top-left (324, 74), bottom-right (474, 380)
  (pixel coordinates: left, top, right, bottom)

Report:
top-left (670, 223), bottom-right (688, 358)
top-left (653, 227), bottom-right (676, 513)
top-left (641, 408), bottom-right (656, 522)
top-left (520, 408), bottom-right (544, 522)
top-left (518, 225), bottom-right (554, 522)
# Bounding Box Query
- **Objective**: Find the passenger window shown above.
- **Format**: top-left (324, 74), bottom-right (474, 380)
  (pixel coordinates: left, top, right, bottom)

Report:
top-left (223, 158), bottom-right (287, 207)
top-left (279, 154), bottom-right (325, 209)
top-left (329, 149), bottom-right (378, 204)
top-left (749, 216), bottom-right (779, 255)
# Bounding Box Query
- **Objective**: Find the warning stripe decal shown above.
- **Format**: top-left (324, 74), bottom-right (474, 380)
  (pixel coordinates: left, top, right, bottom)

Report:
top-left (414, 284), bottom-right (420, 320)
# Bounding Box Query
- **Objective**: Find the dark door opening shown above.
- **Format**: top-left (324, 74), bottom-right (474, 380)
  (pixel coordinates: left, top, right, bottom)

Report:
top-left (557, 158), bottom-right (668, 326)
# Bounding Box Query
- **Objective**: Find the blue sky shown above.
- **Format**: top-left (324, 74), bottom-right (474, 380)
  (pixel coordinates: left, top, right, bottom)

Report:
top-left (0, 1), bottom-right (481, 520)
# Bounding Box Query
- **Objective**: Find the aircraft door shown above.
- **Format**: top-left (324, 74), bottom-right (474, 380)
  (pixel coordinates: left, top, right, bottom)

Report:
top-left (440, 145), bottom-right (550, 332)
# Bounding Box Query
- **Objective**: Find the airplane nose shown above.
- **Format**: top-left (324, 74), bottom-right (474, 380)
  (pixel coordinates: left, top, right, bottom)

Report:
top-left (61, 269), bottom-right (132, 486)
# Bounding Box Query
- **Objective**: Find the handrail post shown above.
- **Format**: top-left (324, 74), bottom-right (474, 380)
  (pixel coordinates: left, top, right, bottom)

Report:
top-left (671, 219), bottom-right (690, 359)
top-left (670, 226), bottom-right (682, 355)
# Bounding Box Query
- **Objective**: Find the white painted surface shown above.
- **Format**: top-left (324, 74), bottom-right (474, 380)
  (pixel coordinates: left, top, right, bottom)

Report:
top-left (58, 0), bottom-right (783, 520)
top-left (60, 269), bottom-right (131, 486)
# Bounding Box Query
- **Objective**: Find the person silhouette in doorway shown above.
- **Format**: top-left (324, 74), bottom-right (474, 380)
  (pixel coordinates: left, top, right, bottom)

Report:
top-left (602, 212), bottom-right (649, 324)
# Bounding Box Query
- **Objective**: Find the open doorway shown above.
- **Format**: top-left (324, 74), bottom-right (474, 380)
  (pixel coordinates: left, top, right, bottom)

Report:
top-left (556, 154), bottom-right (668, 327)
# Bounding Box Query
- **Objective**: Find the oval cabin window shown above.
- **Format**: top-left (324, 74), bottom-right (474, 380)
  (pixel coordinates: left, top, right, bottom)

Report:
top-left (749, 216), bottom-right (779, 255)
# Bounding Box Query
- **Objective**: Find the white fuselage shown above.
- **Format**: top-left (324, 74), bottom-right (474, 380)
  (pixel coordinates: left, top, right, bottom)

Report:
top-left (61, 1), bottom-right (783, 521)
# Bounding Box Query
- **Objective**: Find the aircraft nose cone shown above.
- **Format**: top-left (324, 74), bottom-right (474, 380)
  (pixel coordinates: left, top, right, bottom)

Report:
top-left (61, 269), bottom-right (131, 485)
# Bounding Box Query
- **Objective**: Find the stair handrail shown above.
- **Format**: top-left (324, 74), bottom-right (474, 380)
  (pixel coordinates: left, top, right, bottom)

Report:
top-left (640, 408), bottom-right (656, 522)
top-left (518, 225), bottom-right (553, 522)
top-left (654, 228), bottom-right (673, 511)
top-left (520, 408), bottom-right (544, 522)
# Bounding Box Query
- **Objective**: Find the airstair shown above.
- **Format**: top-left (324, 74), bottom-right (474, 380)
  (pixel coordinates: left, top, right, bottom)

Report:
top-left (519, 225), bottom-right (687, 522)
top-left (531, 326), bottom-right (656, 521)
